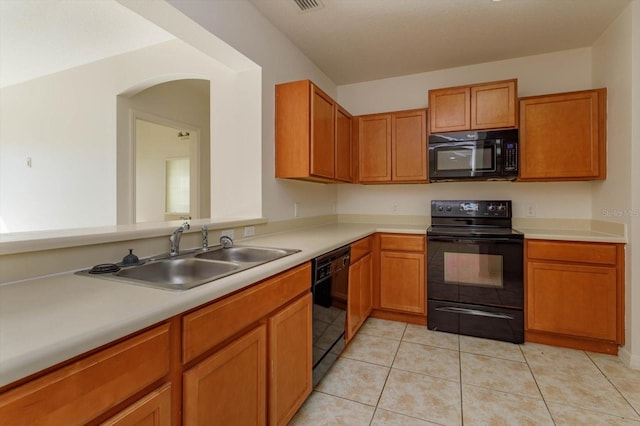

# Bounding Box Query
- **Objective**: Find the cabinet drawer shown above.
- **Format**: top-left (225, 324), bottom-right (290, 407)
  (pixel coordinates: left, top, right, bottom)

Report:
top-left (0, 324), bottom-right (170, 425)
top-left (380, 234), bottom-right (425, 252)
top-left (527, 240), bottom-right (618, 265)
top-left (182, 263), bottom-right (311, 363)
top-left (351, 236), bottom-right (372, 263)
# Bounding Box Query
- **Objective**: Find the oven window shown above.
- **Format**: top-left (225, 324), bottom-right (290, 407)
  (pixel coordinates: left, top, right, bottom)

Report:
top-left (436, 147), bottom-right (495, 171)
top-left (444, 252), bottom-right (503, 288)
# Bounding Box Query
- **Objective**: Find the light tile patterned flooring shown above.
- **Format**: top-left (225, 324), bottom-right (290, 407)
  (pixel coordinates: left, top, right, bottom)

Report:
top-left (290, 318), bottom-right (640, 426)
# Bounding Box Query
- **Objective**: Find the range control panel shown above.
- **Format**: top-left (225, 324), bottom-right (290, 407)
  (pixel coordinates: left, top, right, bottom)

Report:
top-left (431, 200), bottom-right (512, 218)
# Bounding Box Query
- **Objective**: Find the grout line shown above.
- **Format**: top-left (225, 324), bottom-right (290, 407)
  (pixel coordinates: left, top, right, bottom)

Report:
top-left (586, 351), bottom-right (640, 419)
top-left (521, 344), bottom-right (557, 425)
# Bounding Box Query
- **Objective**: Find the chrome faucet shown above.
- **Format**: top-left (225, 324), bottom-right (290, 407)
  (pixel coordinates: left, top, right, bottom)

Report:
top-left (201, 225), bottom-right (208, 251)
top-left (220, 235), bottom-right (234, 249)
top-left (169, 221), bottom-right (190, 256)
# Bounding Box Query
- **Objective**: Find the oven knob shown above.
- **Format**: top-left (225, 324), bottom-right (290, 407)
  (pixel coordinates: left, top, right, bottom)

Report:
top-left (498, 204), bottom-right (506, 211)
top-left (437, 205), bottom-right (444, 212)
top-left (488, 205), bottom-right (496, 212)
top-left (446, 205), bottom-right (452, 212)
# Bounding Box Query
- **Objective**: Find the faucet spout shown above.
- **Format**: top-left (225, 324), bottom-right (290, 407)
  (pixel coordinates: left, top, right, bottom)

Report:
top-left (169, 221), bottom-right (190, 256)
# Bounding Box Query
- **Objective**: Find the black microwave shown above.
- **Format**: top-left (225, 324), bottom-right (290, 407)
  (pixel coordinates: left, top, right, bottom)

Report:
top-left (428, 129), bottom-right (518, 182)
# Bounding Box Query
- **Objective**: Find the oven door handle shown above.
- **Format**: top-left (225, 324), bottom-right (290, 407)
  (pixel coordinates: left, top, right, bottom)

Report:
top-left (435, 306), bottom-right (515, 320)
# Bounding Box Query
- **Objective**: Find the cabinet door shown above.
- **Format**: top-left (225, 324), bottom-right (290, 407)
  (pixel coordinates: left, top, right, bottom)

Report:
top-left (360, 253), bottom-right (373, 320)
top-left (527, 262), bottom-right (617, 341)
top-left (183, 325), bottom-right (266, 426)
top-left (347, 253), bottom-right (373, 342)
top-left (380, 251), bottom-right (426, 314)
top-left (358, 114), bottom-right (392, 182)
top-left (519, 89), bottom-right (606, 181)
top-left (428, 86), bottom-right (470, 133)
top-left (392, 110), bottom-right (427, 182)
top-left (310, 85), bottom-right (335, 179)
top-left (101, 384), bottom-right (171, 426)
top-left (471, 80), bottom-right (517, 130)
top-left (268, 293), bottom-right (313, 426)
top-left (347, 259), bottom-right (363, 342)
top-left (335, 105), bottom-right (353, 182)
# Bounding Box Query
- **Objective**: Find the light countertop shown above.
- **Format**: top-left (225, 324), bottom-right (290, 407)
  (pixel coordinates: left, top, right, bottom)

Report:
top-left (0, 219), bottom-right (625, 387)
top-left (0, 223), bottom-right (425, 387)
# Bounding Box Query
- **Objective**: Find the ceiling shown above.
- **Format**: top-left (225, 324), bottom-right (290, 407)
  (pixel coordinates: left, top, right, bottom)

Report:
top-left (247, 0), bottom-right (631, 85)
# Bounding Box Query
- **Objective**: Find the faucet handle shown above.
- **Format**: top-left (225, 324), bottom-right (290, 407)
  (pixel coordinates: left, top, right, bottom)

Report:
top-left (182, 221), bottom-right (191, 231)
top-left (220, 235), bottom-right (234, 249)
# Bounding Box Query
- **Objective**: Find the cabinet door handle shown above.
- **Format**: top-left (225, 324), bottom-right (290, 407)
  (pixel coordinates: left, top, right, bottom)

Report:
top-left (435, 306), bottom-right (514, 320)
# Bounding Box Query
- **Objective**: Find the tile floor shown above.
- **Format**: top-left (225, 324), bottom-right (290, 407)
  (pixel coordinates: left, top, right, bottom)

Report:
top-left (290, 318), bottom-right (640, 426)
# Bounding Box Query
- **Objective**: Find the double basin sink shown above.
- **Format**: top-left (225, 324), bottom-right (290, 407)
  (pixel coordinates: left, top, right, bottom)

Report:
top-left (81, 246), bottom-right (300, 291)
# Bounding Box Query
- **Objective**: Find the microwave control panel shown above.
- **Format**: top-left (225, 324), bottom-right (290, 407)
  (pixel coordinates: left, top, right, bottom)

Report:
top-left (503, 142), bottom-right (518, 172)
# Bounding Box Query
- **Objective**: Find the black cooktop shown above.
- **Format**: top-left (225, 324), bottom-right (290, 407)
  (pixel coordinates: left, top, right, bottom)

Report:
top-left (428, 200), bottom-right (523, 240)
top-left (427, 225), bottom-right (524, 239)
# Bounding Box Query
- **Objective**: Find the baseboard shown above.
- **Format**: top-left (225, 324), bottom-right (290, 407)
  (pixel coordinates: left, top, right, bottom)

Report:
top-left (618, 346), bottom-right (640, 370)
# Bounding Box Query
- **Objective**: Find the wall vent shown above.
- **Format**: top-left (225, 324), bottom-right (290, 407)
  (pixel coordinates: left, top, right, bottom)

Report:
top-left (293, 0), bottom-right (323, 12)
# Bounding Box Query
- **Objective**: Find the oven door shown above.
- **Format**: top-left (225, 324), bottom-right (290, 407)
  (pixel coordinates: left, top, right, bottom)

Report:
top-left (428, 140), bottom-right (498, 180)
top-left (427, 236), bottom-right (523, 308)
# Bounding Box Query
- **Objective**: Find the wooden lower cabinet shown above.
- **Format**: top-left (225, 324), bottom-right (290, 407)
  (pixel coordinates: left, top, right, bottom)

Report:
top-left (102, 384), bottom-right (172, 426)
top-left (268, 293), bottom-right (313, 426)
top-left (183, 325), bottom-right (267, 426)
top-left (376, 234), bottom-right (426, 321)
top-left (0, 324), bottom-right (171, 426)
top-left (0, 263), bottom-right (314, 426)
top-left (347, 253), bottom-right (373, 342)
top-left (525, 240), bottom-right (624, 354)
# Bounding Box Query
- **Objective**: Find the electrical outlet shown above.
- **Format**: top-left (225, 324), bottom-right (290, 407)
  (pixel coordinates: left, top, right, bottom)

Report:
top-left (526, 203), bottom-right (536, 217)
top-left (244, 226), bottom-right (255, 237)
top-left (294, 202), bottom-right (300, 218)
top-left (221, 229), bottom-right (234, 239)
top-left (393, 204), bottom-right (399, 215)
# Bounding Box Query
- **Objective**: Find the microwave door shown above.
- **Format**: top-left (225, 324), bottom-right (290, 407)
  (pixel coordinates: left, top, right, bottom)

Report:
top-left (432, 142), bottom-right (496, 179)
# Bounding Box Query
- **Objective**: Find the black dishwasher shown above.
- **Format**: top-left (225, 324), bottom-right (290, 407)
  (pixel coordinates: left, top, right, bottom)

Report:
top-left (311, 245), bottom-right (350, 386)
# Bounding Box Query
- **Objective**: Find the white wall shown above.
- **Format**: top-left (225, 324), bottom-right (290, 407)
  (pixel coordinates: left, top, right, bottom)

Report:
top-left (336, 48), bottom-right (594, 219)
top-left (1, 37), bottom-right (262, 233)
top-left (127, 79), bottom-right (211, 221)
top-left (168, 0), bottom-right (340, 221)
top-left (592, 0), bottom-right (640, 368)
top-left (136, 121), bottom-right (191, 222)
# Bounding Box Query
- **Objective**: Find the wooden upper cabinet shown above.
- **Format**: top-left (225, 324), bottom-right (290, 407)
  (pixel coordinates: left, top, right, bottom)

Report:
top-left (310, 86), bottom-right (335, 179)
top-left (275, 79), bottom-right (352, 183)
top-left (335, 105), bottom-right (353, 182)
top-left (358, 109), bottom-right (427, 183)
top-left (519, 88), bottom-right (606, 181)
top-left (429, 79), bottom-right (517, 133)
top-left (428, 86), bottom-right (470, 133)
top-left (358, 114), bottom-right (392, 182)
top-left (393, 110), bottom-right (427, 181)
top-left (471, 80), bottom-right (517, 130)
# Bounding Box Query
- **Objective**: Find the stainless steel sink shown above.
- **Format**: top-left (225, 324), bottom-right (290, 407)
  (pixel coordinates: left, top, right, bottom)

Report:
top-left (114, 258), bottom-right (240, 290)
top-left (78, 245), bottom-right (300, 291)
top-left (195, 246), bottom-right (293, 263)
